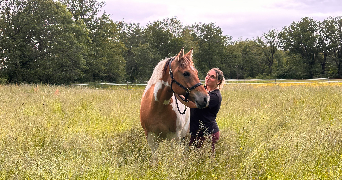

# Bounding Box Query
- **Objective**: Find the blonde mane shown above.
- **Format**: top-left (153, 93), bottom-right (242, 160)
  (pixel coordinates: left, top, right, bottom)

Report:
top-left (143, 58), bottom-right (170, 95)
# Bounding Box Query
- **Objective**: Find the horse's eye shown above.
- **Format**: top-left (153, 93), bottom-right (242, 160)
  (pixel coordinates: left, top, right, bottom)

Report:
top-left (183, 72), bottom-right (190, 77)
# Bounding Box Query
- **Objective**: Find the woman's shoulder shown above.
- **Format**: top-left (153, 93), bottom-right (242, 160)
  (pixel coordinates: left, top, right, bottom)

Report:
top-left (210, 89), bottom-right (221, 97)
top-left (209, 89), bottom-right (222, 103)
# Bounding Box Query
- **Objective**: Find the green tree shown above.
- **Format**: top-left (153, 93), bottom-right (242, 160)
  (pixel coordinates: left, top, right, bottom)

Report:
top-left (61, 0), bottom-right (126, 83)
top-left (282, 52), bottom-right (307, 78)
top-left (84, 15), bottom-right (126, 82)
top-left (58, 0), bottom-right (104, 26)
top-left (191, 23), bottom-right (230, 78)
top-left (319, 16), bottom-right (342, 78)
top-left (258, 29), bottom-right (279, 76)
top-left (1, 0), bottom-right (89, 84)
top-left (121, 18), bottom-right (186, 83)
top-left (271, 50), bottom-right (287, 78)
top-left (225, 41), bottom-right (244, 79)
top-left (181, 26), bottom-right (199, 51)
top-left (225, 40), bottom-right (265, 79)
top-left (119, 22), bottom-right (154, 83)
top-left (331, 17), bottom-right (342, 78)
top-left (317, 19), bottom-right (334, 76)
top-left (240, 40), bottom-right (265, 78)
top-left (144, 18), bottom-right (185, 58)
top-left (279, 17), bottom-right (320, 78)
top-left (129, 43), bottom-right (157, 83)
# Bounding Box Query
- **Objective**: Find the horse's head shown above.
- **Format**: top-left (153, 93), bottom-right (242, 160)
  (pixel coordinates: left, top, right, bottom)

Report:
top-left (169, 48), bottom-right (209, 109)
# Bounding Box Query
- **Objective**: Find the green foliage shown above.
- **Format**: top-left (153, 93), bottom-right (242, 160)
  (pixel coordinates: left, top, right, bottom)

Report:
top-left (120, 23), bottom-right (161, 83)
top-left (191, 23), bottom-right (231, 78)
top-left (1, 0), bottom-right (89, 84)
top-left (318, 16), bottom-right (342, 78)
top-left (144, 18), bottom-right (185, 58)
top-left (258, 29), bottom-right (278, 75)
top-left (58, 0), bottom-right (105, 25)
top-left (224, 40), bottom-right (266, 79)
top-left (1, 0), bottom-right (342, 84)
top-left (60, 0), bottom-right (127, 83)
top-left (83, 14), bottom-right (126, 83)
top-left (121, 18), bottom-right (186, 83)
top-left (279, 17), bottom-right (320, 78)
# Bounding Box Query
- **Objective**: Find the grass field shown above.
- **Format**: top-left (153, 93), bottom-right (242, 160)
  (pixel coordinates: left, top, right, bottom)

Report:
top-left (1, 82), bottom-right (342, 179)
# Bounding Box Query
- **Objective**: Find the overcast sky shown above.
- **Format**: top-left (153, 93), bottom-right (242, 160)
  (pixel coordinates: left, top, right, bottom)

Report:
top-left (102, 0), bottom-right (342, 41)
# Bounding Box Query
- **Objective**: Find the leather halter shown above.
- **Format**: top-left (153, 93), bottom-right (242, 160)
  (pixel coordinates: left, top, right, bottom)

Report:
top-left (167, 57), bottom-right (203, 114)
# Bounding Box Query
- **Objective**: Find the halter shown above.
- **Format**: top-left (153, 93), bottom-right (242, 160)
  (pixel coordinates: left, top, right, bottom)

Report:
top-left (167, 57), bottom-right (203, 114)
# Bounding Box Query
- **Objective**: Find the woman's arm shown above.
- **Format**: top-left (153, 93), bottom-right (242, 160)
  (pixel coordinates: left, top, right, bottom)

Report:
top-left (175, 94), bottom-right (198, 108)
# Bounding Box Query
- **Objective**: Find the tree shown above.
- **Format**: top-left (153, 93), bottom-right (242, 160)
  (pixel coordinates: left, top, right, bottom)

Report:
top-left (258, 29), bottom-right (279, 76)
top-left (241, 40), bottom-right (265, 78)
top-left (121, 18), bottom-right (186, 83)
top-left (144, 18), bottom-right (185, 58)
top-left (58, 0), bottom-right (104, 26)
top-left (319, 16), bottom-right (342, 78)
top-left (0, 0), bottom-right (30, 82)
top-left (60, 0), bottom-right (126, 83)
top-left (191, 23), bottom-right (230, 78)
top-left (120, 22), bottom-right (142, 83)
top-left (279, 17), bottom-right (320, 78)
top-left (332, 17), bottom-right (342, 78)
top-left (225, 42), bottom-right (244, 79)
top-left (181, 26), bottom-right (199, 52)
top-left (1, 0), bottom-right (89, 84)
top-left (84, 14), bottom-right (126, 82)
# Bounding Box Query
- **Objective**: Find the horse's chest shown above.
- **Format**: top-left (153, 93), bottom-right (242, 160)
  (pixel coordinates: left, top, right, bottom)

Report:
top-left (141, 83), bottom-right (189, 136)
top-left (153, 103), bottom-right (178, 127)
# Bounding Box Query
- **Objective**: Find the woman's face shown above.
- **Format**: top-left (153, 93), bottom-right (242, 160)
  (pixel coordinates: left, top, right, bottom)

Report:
top-left (205, 69), bottom-right (219, 89)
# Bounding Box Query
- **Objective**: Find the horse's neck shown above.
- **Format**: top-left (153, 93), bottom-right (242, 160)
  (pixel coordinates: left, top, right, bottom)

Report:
top-left (158, 86), bottom-right (173, 105)
top-left (155, 74), bottom-right (173, 104)
top-left (147, 59), bottom-right (174, 106)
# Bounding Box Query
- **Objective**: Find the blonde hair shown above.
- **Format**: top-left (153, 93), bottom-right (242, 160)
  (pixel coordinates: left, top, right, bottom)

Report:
top-left (211, 68), bottom-right (225, 90)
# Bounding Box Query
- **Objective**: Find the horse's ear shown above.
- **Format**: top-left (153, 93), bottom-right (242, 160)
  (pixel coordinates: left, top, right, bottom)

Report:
top-left (185, 48), bottom-right (193, 61)
top-left (176, 47), bottom-right (185, 61)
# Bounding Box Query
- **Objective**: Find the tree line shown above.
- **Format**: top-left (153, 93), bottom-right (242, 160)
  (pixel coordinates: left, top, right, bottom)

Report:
top-left (1, 0), bottom-right (342, 84)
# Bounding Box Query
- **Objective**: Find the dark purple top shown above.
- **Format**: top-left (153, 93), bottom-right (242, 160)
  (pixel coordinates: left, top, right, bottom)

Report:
top-left (190, 88), bottom-right (222, 137)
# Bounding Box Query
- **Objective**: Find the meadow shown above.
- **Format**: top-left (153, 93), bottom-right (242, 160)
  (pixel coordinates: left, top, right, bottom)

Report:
top-left (1, 82), bottom-right (342, 179)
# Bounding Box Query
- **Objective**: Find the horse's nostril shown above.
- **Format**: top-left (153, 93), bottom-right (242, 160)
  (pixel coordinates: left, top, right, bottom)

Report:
top-left (205, 95), bottom-right (210, 106)
top-left (207, 95), bottom-right (210, 102)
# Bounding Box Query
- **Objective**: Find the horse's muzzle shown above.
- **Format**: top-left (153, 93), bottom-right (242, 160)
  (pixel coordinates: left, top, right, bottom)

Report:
top-left (195, 94), bottom-right (210, 109)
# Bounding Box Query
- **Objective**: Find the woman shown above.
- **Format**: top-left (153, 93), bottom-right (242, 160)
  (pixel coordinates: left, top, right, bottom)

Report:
top-left (178, 68), bottom-right (225, 153)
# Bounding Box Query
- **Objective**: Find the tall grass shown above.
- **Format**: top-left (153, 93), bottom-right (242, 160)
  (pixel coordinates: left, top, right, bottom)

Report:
top-left (0, 83), bottom-right (342, 179)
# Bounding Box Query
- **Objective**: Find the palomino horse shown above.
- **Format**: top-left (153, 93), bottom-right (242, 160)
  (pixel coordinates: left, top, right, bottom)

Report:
top-left (140, 48), bottom-right (209, 153)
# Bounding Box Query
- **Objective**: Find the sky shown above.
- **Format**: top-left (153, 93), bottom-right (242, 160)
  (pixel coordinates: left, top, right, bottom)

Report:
top-left (102, 0), bottom-right (342, 41)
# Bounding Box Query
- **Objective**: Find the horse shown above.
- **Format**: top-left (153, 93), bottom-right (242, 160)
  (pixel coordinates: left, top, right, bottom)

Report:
top-left (140, 48), bottom-right (209, 153)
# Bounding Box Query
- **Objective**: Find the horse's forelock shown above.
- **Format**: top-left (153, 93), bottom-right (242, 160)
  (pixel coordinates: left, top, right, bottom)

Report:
top-left (178, 48), bottom-right (194, 68)
top-left (178, 56), bottom-right (194, 69)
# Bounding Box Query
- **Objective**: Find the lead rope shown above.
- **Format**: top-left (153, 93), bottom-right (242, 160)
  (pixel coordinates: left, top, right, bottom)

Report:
top-left (174, 93), bottom-right (187, 114)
